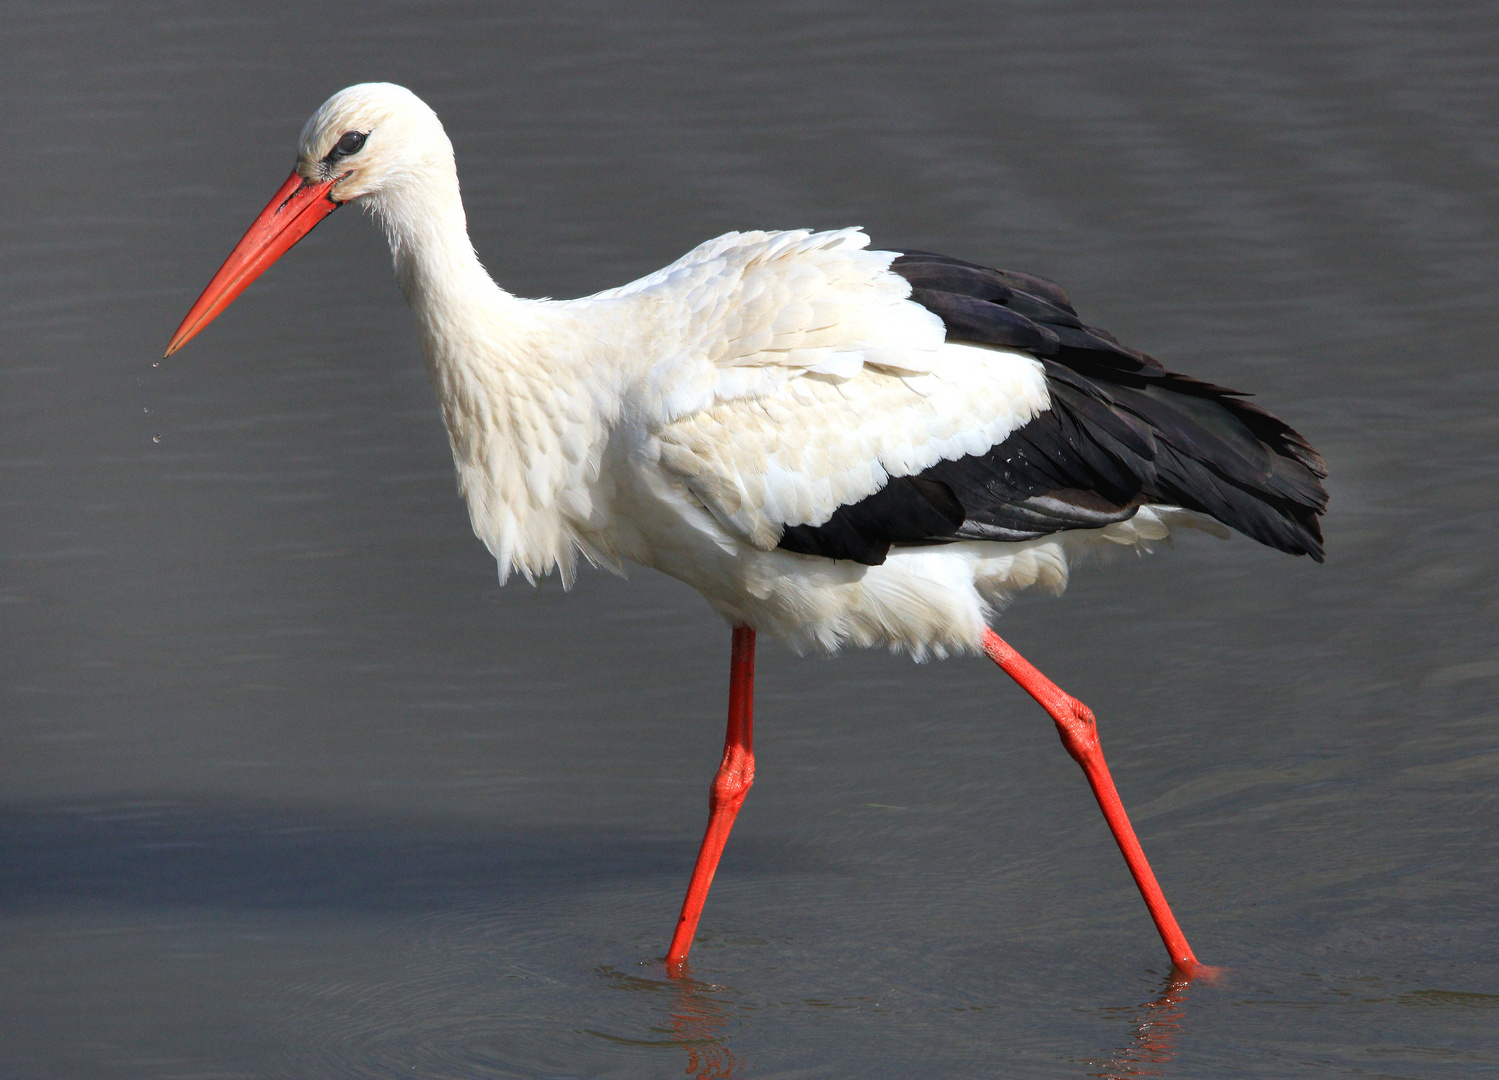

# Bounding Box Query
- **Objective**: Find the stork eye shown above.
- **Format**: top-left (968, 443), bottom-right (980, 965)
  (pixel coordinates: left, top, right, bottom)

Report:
top-left (333, 130), bottom-right (367, 156)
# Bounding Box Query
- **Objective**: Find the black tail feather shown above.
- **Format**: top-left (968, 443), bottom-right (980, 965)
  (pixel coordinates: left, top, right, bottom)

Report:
top-left (892, 251), bottom-right (1327, 562)
top-left (771, 252), bottom-right (1328, 566)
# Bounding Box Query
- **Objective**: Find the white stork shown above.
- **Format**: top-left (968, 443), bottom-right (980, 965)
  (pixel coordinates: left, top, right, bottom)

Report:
top-left (165, 83), bottom-right (1327, 980)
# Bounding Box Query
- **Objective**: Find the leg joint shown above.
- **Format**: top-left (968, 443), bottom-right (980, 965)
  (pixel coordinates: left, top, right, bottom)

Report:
top-left (1054, 694), bottom-right (1100, 763)
top-left (710, 746), bottom-right (755, 807)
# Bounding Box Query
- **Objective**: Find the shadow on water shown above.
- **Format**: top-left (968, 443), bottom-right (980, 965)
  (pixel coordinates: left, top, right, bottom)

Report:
top-left (0, 798), bottom-right (814, 915)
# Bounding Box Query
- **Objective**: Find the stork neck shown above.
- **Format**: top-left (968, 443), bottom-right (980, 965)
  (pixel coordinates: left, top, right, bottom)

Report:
top-left (372, 171), bottom-right (621, 588)
top-left (374, 171), bottom-right (515, 331)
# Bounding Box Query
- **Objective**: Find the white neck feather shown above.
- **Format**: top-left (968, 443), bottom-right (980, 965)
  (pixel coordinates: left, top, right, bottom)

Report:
top-left (370, 169), bottom-right (621, 588)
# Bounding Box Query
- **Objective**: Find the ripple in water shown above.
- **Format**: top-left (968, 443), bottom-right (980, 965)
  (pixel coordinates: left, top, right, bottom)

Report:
top-left (255, 897), bottom-right (761, 1078)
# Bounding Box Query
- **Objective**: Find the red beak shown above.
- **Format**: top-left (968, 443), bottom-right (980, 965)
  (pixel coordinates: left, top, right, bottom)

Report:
top-left (163, 171), bottom-right (345, 357)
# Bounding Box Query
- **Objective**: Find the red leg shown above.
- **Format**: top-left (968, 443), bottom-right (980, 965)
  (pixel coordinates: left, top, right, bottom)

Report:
top-left (667, 625), bottom-right (756, 970)
top-left (982, 628), bottom-right (1215, 979)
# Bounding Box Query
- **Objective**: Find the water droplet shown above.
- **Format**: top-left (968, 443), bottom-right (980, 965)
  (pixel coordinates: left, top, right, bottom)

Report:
top-left (151, 361), bottom-right (160, 368)
top-left (152, 435), bottom-right (162, 443)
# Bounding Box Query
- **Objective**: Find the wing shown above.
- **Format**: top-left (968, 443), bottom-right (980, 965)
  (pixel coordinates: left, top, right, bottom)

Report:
top-left (779, 251), bottom-right (1328, 564)
top-left (631, 233), bottom-right (1326, 565)
top-left (637, 230), bottom-right (1051, 549)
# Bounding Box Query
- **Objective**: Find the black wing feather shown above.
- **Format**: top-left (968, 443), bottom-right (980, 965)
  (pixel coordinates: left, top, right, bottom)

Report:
top-left (778, 476), bottom-right (965, 563)
top-left (773, 250), bottom-right (1328, 566)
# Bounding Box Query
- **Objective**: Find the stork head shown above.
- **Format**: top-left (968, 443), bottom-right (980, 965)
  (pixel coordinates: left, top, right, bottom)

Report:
top-left (164, 82), bottom-right (452, 357)
top-left (293, 82), bottom-right (454, 205)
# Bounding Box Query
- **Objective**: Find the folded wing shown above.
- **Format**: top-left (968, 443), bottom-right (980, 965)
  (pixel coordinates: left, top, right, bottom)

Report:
top-left (637, 233), bottom-right (1327, 564)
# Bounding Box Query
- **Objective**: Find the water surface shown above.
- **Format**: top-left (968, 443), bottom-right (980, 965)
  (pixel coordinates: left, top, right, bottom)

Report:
top-left (4, 3), bottom-right (1497, 1077)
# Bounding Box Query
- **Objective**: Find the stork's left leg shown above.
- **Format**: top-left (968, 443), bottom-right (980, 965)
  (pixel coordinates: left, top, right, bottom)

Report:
top-left (666, 625), bottom-right (756, 970)
top-left (982, 628), bottom-right (1213, 978)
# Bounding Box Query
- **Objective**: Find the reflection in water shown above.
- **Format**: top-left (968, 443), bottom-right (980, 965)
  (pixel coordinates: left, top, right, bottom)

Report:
top-left (594, 965), bottom-right (739, 1079)
top-left (1088, 973), bottom-right (1197, 1079)
top-left (666, 972), bottom-right (739, 1080)
top-left (599, 961), bottom-right (1209, 1080)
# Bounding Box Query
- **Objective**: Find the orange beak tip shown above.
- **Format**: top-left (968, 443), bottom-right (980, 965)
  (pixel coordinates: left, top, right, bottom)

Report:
top-left (165, 170), bottom-right (342, 358)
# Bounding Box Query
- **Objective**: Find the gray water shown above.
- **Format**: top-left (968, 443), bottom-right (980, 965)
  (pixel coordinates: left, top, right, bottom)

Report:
top-left (4, 3), bottom-right (1497, 1077)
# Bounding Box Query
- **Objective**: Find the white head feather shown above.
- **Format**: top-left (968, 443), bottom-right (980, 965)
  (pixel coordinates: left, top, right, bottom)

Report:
top-left (296, 82), bottom-right (456, 208)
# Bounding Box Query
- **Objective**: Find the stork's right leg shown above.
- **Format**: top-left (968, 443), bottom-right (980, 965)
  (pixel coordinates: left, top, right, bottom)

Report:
top-left (982, 628), bottom-right (1216, 979)
top-left (666, 625), bottom-right (756, 971)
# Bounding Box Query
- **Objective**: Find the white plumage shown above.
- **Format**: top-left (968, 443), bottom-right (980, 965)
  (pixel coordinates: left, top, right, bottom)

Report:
top-left (270, 83), bottom-right (1213, 658)
top-left (166, 81), bottom-right (1326, 977)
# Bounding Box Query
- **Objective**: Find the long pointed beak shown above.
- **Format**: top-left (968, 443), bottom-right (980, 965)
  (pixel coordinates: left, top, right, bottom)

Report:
top-left (163, 171), bottom-right (345, 357)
